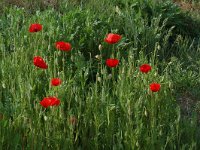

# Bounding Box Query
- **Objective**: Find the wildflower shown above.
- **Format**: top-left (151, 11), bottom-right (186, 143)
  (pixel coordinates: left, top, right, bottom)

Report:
top-left (104, 33), bottom-right (122, 44)
top-left (55, 41), bottom-right (71, 51)
top-left (106, 58), bottom-right (119, 68)
top-left (140, 64), bottom-right (152, 73)
top-left (51, 78), bottom-right (62, 86)
top-left (50, 97), bottom-right (60, 106)
top-left (40, 97), bottom-right (60, 108)
top-left (33, 56), bottom-right (48, 69)
top-left (150, 83), bottom-right (161, 92)
top-left (29, 23), bottom-right (42, 32)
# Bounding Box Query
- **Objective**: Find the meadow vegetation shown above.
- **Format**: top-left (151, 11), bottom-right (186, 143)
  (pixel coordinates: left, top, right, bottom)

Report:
top-left (0, 0), bottom-right (200, 149)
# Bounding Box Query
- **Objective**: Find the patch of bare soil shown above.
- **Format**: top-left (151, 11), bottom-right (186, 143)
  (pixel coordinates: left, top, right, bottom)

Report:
top-left (173, 0), bottom-right (200, 12)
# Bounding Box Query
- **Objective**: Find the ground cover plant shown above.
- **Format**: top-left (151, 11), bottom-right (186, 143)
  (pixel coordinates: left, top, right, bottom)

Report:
top-left (0, 0), bottom-right (200, 149)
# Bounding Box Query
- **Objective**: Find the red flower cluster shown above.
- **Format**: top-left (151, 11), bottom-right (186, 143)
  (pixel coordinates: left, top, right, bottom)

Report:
top-left (40, 97), bottom-right (60, 108)
top-left (29, 23), bottom-right (162, 109)
top-left (139, 64), bottom-right (160, 92)
top-left (104, 33), bottom-right (121, 68)
top-left (51, 78), bottom-right (62, 86)
top-left (29, 23), bottom-right (66, 108)
top-left (29, 23), bottom-right (42, 32)
top-left (30, 24), bottom-right (72, 69)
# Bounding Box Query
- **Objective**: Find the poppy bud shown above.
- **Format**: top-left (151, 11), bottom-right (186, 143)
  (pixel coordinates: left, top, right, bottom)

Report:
top-left (98, 44), bottom-right (103, 51)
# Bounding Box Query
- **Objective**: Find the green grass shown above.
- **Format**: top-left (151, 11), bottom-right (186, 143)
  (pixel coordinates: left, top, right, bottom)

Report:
top-left (0, 0), bottom-right (200, 149)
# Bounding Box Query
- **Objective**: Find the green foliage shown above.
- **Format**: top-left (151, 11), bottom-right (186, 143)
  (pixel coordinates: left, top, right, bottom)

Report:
top-left (0, 0), bottom-right (200, 149)
top-left (153, 1), bottom-right (200, 38)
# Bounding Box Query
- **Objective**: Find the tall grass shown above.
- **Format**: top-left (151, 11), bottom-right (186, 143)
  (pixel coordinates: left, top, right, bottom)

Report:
top-left (0, 0), bottom-right (200, 149)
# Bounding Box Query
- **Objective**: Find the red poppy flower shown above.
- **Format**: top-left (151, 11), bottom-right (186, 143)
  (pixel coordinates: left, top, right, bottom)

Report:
top-left (29, 23), bottom-right (42, 32)
top-left (106, 58), bottom-right (119, 68)
top-left (150, 83), bottom-right (161, 92)
top-left (50, 97), bottom-right (60, 106)
top-left (55, 41), bottom-right (71, 51)
top-left (40, 97), bottom-right (60, 108)
top-left (40, 97), bottom-right (52, 108)
top-left (104, 33), bottom-right (122, 44)
top-left (51, 78), bottom-right (62, 86)
top-left (140, 64), bottom-right (152, 73)
top-left (33, 56), bottom-right (48, 69)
